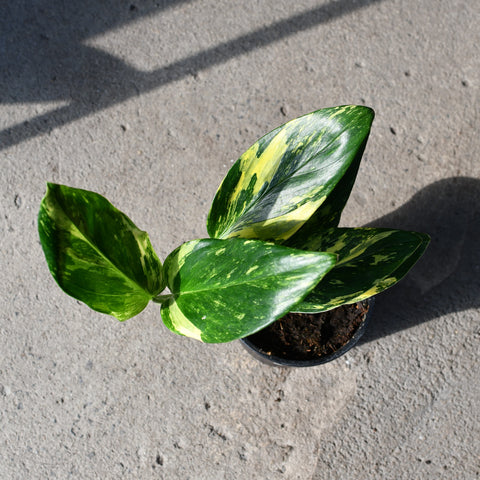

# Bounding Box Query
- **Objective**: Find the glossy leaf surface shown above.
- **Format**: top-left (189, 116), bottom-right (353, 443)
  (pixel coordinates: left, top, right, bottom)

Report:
top-left (160, 238), bottom-right (336, 343)
top-left (287, 227), bottom-right (430, 312)
top-left (286, 136), bottom-right (369, 243)
top-left (207, 105), bottom-right (374, 242)
top-left (38, 183), bottom-right (164, 320)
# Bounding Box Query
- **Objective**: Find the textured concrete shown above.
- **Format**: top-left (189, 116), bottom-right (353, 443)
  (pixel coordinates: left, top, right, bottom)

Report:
top-left (1, 0), bottom-right (479, 478)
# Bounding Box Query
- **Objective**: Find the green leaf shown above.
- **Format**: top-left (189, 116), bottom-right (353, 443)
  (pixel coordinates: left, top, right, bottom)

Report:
top-left (207, 105), bottom-right (374, 242)
top-left (38, 183), bottom-right (164, 321)
top-left (160, 238), bottom-right (336, 343)
top-left (288, 227), bottom-right (430, 312)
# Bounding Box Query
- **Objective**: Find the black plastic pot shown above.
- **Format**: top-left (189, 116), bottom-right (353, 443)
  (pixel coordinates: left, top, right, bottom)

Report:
top-left (240, 297), bottom-right (375, 367)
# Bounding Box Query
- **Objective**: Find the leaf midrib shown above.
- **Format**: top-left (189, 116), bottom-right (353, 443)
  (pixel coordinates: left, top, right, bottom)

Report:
top-left (221, 122), bottom-right (359, 237)
top-left (170, 258), bottom-right (333, 297)
top-left (58, 200), bottom-right (151, 298)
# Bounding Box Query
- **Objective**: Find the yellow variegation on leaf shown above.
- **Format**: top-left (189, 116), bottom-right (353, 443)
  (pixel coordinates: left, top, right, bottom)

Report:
top-left (38, 184), bottom-right (165, 320)
top-left (207, 105), bottom-right (374, 242)
top-left (160, 238), bottom-right (336, 343)
top-left (286, 227), bottom-right (430, 313)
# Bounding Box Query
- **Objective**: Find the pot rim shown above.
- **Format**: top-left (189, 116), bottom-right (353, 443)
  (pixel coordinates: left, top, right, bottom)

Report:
top-left (240, 297), bottom-right (375, 367)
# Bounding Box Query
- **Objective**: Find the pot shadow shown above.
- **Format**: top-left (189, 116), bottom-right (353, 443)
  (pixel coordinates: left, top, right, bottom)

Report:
top-left (358, 176), bottom-right (480, 344)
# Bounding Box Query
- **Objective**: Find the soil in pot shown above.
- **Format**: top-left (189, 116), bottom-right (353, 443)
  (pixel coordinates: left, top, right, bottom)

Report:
top-left (247, 302), bottom-right (370, 361)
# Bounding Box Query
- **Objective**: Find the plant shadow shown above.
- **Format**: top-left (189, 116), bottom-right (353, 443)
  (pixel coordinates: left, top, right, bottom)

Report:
top-left (358, 176), bottom-right (480, 344)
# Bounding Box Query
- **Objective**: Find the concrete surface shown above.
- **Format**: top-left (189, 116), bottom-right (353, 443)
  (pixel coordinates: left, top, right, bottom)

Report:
top-left (1, 0), bottom-right (479, 478)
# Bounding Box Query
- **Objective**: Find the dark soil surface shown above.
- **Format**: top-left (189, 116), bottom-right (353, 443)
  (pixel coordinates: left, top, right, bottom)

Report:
top-left (247, 302), bottom-right (369, 361)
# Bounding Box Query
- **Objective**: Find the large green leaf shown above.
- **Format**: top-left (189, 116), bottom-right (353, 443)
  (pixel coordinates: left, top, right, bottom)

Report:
top-left (287, 227), bottom-right (430, 312)
top-left (207, 105), bottom-right (374, 242)
top-left (38, 183), bottom-right (164, 320)
top-left (160, 238), bottom-right (336, 343)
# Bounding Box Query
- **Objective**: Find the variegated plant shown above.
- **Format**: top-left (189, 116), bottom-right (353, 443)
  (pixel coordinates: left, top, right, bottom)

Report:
top-left (38, 105), bottom-right (429, 343)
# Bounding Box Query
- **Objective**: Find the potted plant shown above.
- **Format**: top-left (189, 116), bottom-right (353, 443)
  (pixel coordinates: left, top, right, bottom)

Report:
top-left (38, 105), bottom-right (429, 367)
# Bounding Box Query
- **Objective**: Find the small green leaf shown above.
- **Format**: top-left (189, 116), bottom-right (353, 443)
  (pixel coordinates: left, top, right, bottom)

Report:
top-left (160, 238), bottom-right (336, 343)
top-left (207, 105), bottom-right (374, 242)
top-left (38, 183), bottom-right (164, 320)
top-left (288, 227), bottom-right (430, 312)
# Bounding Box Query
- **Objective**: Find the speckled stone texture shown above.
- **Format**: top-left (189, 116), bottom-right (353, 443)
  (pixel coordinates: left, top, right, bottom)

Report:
top-left (1, 1), bottom-right (479, 478)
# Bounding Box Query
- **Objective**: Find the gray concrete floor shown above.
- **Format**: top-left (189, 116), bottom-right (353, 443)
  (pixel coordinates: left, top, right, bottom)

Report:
top-left (1, 1), bottom-right (479, 478)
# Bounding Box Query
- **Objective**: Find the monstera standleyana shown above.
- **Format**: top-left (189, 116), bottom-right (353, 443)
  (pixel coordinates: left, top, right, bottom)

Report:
top-left (39, 106), bottom-right (429, 343)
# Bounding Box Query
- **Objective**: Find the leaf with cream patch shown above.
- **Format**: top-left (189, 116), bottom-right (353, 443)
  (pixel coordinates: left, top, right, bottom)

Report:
top-left (38, 183), bottom-right (165, 320)
top-left (160, 238), bottom-right (336, 343)
top-left (207, 105), bottom-right (374, 242)
top-left (286, 227), bottom-right (430, 312)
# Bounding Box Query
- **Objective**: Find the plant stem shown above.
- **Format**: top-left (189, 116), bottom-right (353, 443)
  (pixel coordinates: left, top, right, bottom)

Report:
top-left (152, 293), bottom-right (174, 305)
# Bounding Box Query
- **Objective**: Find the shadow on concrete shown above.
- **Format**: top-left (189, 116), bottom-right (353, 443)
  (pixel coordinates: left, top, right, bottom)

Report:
top-left (360, 176), bottom-right (480, 344)
top-left (0, 0), bottom-right (383, 151)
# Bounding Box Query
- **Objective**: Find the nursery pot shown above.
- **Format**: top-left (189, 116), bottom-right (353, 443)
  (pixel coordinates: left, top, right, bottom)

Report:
top-left (240, 297), bottom-right (374, 367)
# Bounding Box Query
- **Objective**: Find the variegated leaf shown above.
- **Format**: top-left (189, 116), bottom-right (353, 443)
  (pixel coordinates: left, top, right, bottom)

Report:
top-left (287, 227), bottom-right (430, 312)
top-left (38, 183), bottom-right (164, 321)
top-left (207, 105), bottom-right (374, 242)
top-left (160, 238), bottom-right (336, 343)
